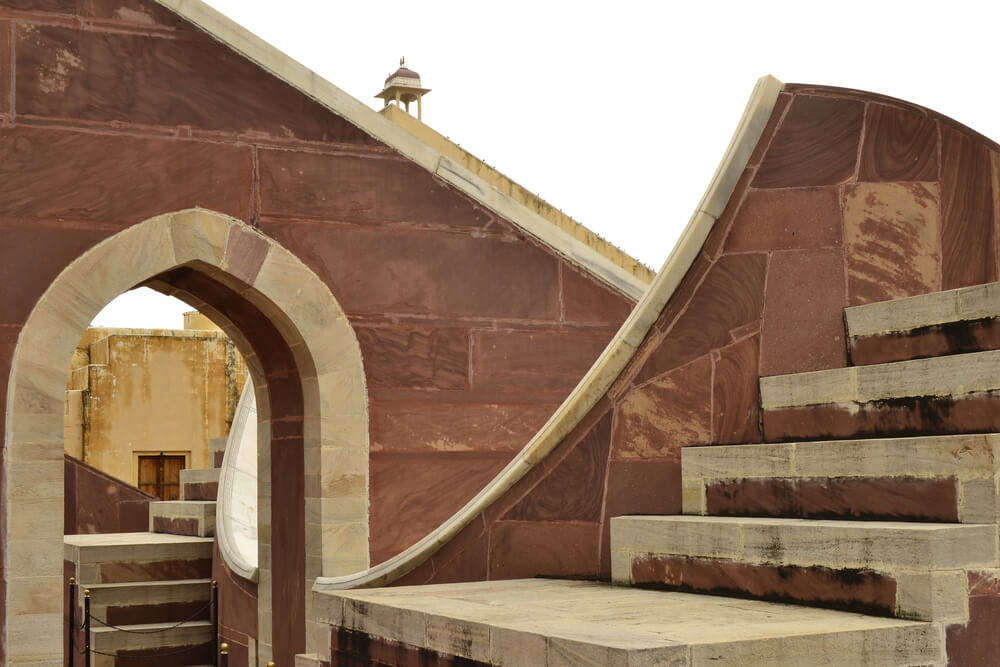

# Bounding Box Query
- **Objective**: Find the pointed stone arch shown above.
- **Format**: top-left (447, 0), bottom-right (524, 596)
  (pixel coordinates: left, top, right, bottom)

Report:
top-left (3, 208), bottom-right (369, 664)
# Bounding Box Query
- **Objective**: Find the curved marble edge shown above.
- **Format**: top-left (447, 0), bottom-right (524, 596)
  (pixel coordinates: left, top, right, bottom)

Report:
top-left (217, 378), bottom-right (259, 582)
top-left (153, 0), bottom-right (650, 300)
top-left (314, 74), bottom-right (785, 591)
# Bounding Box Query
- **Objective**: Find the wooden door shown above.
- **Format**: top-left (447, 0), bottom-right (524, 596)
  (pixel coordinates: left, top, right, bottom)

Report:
top-left (138, 454), bottom-right (186, 500)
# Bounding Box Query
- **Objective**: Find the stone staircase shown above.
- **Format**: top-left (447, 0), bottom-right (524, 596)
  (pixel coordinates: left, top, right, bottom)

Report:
top-left (308, 281), bottom-right (1000, 665)
top-left (65, 533), bottom-right (216, 666)
top-left (148, 436), bottom-right (225, 538)
top-left (65, 437), bottom-right (227, 664)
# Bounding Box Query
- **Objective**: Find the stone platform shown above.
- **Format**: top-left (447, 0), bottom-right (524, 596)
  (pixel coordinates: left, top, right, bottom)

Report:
top-left (313, 579), bottom-right (942, 665)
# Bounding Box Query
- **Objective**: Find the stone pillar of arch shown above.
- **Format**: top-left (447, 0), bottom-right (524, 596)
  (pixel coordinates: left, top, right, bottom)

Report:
top-left (2, 209), bottom-right (369, 665)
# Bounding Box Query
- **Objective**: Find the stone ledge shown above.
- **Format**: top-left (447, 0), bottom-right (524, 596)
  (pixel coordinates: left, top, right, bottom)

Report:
top-left (846, 282), bottom-right (1000, 338)
top-left (312, 579), bottom-right (942, 665)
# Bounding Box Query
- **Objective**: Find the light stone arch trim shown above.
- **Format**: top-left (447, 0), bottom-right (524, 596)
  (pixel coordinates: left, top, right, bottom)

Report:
top-left (3, 208), bottom-right (369, 664)
top-left (314, 74), bottom-right (784, 593)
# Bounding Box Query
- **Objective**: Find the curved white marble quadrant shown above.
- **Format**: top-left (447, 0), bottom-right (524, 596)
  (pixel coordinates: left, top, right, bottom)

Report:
top-left (217, 378), bottom-right (259, 581)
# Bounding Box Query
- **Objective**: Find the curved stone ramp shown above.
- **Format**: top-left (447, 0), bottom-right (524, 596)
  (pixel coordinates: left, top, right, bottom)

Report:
top-left (312, 74), bottom-right (785, 592)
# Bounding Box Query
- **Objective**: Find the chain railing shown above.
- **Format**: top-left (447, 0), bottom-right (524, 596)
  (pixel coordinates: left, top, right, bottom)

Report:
top-left (67, 577), bottom-right (244, 666)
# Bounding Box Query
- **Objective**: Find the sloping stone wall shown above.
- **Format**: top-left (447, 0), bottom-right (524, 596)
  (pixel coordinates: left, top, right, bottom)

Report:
top-left (387, 84), bottom-right (1000, 605)
top-left (64, 453), bottom-right (153, 534)
top-left (0, 0), bottom-right (636, 663)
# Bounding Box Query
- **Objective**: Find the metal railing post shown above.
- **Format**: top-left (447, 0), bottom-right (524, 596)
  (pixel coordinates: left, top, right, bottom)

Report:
top-left (211, 580), bottom-right (219, 661)
top-left (83, 589), bottom-right (92, 667)
top-left (68, 577), bottom-right (77, 663)
top-left (220, 641), bottom-right (229, 667)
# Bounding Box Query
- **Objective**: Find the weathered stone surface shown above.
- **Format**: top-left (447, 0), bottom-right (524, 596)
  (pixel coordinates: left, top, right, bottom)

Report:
top-left (947, 575), bottom-right (1000, 665)
top-left (637, 253), bottom-right (767, 383)
top-left (15, 24), bottom-right (374, 144)
top-left (369, 453), bottom-right (508, 564)
top-left (724, 187), bottom-right (842, 253)
top-left (630, 554), bottom-right (898, 616)
top-left (0, 126), bottom-right (253, 223)
top-left (0, 21), bottom-right (9, 120)
top-left (763, 394), bottom-right (1000, 442)
top-left (613, 515), bottom-right (997, 572)
top-left (357, 326), bottom-right (469, 390)
top-left (261, 221), bottom-right (560, 320)
top-left (471, 330), bottom-right (611, 393)
top-left (371, 401), bottom-right (555, 454)
top-left (488, 521), bottom-right (600, 579)
top-left (0, 223), bottom-right (113, 325)
top-left (600, 459), bottom-right (682, 577)
top-left (315, 579), bottom-right (941, 666)
top-left (760, 248), bottom-right (847, 375)
top-left (224, 224), bottom-right (270, 285)
top-left (76, 0), bottom-right (195, 30)
top-left (859, 104), bottom-right (939, 182)
top-left (851, 318), bottom-right (1000, 366)
top-left (612, 354), bottom-right (712, 460)
top-left (259, 149), bottom-right (492, 225)
top-left (753, 95), bottom-right (864, 188)
top-left (705, 476), bottom-right (959, 522)
top-left (0, 0), bottom-right (73, 12)
top-left (561, 265), bottom-right (633, 325)
top-left (712, 335), bottom-right (761, 445)
top-left (64, 454), bottom-right (153, 534)
top-left (504, 412), bottom-right (611, 522)
top-left (98, 558), bottom-right (213, 584)
top-left (844, 182), bottom-right (941, 305)
top-left (940, 126), bottom-right (997, 289)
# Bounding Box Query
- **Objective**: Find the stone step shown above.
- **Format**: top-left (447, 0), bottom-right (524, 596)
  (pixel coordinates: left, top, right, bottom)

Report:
top-left (211, 436), bottom-right (228, 468)
top-left (611, 516), bottom-right (997, 621)
top-left (65, 533), bottom-right (214, 584)
top-left (180, 468), bottom-right (220, 501)
top-left (759, 349), bottom-right (1000, 441)
top-left (80, 579), bottom-right (212, 627)
top-left (846, 281), bottom-right (1000, 366)
top-left (312, 579), bottom-right (943, 665)
top-left (89, 620), bottom-right (214, 667)
top-left (150, 500), bottom-right (216, 537)
top-left (682, 434), bottom-right (1000, 524)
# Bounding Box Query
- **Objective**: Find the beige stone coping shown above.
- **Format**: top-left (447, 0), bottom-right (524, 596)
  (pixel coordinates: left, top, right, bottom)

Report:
top-left (846, 281), bottom-right (1000, 338)
top-left (380, 105), bottom-right (656, 284)
top-left (153, 0), bottom-right (650, 300)
top-left (611, 515), bottom-right (998, 571)
top-left (681, 434), bottom-right (1000, 524)
top-left (760, 349), bottom-right (1000, 409)
top-left (313, 74), bottom-right (784, 592)
top-left (313, 579), bottom-right (941, 665)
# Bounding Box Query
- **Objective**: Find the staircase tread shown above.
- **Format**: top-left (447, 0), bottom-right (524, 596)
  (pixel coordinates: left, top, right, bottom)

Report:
top-left (845, 281), bottom-right (1000, 337)
top-left (90, 619), bottom-right (212, 633)
top-left (318, 579), bottom-right (939, 663)
top-left (85, 578), bottom-right (213, 589)
top-left (618, 515), bottom-right (985, 530)
top-left (151, 500), bottom-right (217, 505)
top-left (64, 532), bottom-right (214, 546)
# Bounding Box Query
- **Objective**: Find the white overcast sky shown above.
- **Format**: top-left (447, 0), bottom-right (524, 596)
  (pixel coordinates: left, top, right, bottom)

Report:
top-left (94, 0), bottom-right (1000, 328)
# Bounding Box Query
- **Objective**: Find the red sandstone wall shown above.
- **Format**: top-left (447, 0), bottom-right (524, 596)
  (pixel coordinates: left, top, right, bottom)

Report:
top-left (64, 454), bottom-right (153, 534)
top-left (0, 0), bottom-right (634, 656)
top-left (394, 85), bottom-right (1000, 602)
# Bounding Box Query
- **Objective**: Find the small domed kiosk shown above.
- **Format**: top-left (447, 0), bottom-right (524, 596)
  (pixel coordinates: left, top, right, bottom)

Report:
top-left (376, 57), bottom-right (430, 119)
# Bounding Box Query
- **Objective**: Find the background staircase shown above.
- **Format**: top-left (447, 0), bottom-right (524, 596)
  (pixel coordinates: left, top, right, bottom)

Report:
top-left (309, 281), bottom-right (1000, 665)
top-left (65, 437), bottom-right (227, 664)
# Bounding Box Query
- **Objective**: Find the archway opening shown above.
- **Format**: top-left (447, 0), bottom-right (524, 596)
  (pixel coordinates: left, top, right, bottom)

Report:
top-left (4, 210), bottom-right (369, 666)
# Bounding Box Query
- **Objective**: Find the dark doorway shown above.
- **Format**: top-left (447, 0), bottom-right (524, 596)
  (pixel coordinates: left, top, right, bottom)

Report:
top-left (138, 453), bottom-right (186, 500)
